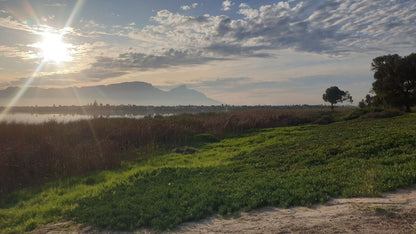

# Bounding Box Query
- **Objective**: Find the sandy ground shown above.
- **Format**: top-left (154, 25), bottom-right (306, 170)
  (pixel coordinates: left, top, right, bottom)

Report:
top-left (34, 186), bottom-right (416, 233)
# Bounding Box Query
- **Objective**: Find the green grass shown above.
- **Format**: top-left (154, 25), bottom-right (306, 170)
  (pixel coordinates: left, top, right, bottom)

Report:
top-left (2, 114), bottom-right (416, 232)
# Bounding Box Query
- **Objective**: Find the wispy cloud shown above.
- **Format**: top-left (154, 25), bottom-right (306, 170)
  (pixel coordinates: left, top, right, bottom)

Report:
top-left (0, 45), bottom-right (33, 59)
top-left (258, 1), bottom-right (407, 52)
top-left (6, 0), bottom-right (412, 83)
top-left (76, 0), bottom-right (416, 80)
top-left (181, 3), bottom-right (198, 11)
top-left (124, 0), bottom-right (416, 60)
top-left (10, 68), bottom-right (129, 88)
top-left (0, 16), bottom-right (34, 33)
top-left (44, 2), bottom-right (67, 7)
top-left (91, 49), bottom-right (226, 71)
top-left (80, 68), bottom-right (128, 81)
top-left (1, 0), bottom-right (406, 104)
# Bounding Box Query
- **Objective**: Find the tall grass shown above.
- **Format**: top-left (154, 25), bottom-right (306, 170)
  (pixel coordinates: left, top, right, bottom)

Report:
top-left (0, 108), bottom-right (347, 195)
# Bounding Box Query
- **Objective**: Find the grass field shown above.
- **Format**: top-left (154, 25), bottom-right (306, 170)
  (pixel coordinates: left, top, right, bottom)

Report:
top-left (1, 111), bottom-right (416, 232)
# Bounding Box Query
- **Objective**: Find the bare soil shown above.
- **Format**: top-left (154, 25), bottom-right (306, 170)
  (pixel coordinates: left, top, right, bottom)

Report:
top-left (33, 186), bottom-right (416, 233)
top-left (174, 186), bottom-right (416, 234)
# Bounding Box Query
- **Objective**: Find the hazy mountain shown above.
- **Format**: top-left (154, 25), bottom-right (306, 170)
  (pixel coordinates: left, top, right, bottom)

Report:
top-left (0, 82), bottom-right (221, 106)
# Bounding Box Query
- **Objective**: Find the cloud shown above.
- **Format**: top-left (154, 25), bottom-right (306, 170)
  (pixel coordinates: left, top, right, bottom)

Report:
top-left (127, 1), bottom-right (416, 58)
top-left (0, 16), bottom-right (34, 32)
top-left (0, 45), bottom-right (33, 59)
top-left (238, 3), bottom-right (259, 19)
top-left (205, 43), bottom-right (272, 57)
top-left (150, 9), bottom-right (210, 27)
top-left (80, 0), bottom-right (416, 76)
top-left (9, 76), bottom-right (78, 87)
top-left (181, 3), bottom-right (198, 11)
top-left (181, 6), bottom-right (190, 11)
top-left (10, 67), bottom-right (129, 88)
top-left (44, 2), bottom-right (67, 7)
top-left (128, 10), bottom-right (272, 57)
top-left (90, 49), bottom-right (226, 71)
top-left (222, 0), bottom-right (234, 11)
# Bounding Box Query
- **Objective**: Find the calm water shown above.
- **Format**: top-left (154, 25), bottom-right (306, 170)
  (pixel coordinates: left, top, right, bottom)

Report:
top-left (0, 113), bottom-right (146, 124)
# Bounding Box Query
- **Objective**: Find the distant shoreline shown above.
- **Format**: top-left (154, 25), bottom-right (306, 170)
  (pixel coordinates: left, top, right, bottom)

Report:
top-left (0, 104), bottom-right (354, 116)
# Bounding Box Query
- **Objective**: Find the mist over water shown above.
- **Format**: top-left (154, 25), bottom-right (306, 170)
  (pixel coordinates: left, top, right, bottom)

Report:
top-left (0, 113), bottom-right (145, 124)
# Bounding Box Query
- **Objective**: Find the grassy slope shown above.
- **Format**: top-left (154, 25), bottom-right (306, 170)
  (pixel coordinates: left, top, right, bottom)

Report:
top-left (2, 114), bottom-right (416, 232)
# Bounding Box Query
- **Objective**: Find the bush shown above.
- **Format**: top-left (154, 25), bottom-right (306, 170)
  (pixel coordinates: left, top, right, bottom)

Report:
top-left (314, 114), bottom-right (335, 125)
top-left (343, 107), bottom-right (386, 120)
top-left (360, 110), bottom-right (403, 119)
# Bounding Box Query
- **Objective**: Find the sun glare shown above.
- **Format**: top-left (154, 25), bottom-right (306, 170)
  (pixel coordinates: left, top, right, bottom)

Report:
top-left (36, 33), bottom-right (73, 63)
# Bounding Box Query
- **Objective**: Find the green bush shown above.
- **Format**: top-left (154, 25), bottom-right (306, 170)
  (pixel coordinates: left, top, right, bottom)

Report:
top-left (344, 107), bottom-right (401, 120)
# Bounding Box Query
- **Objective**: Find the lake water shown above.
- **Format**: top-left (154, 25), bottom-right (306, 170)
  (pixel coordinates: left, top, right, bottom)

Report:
top-left (0, 113), bottom-right (146, 124)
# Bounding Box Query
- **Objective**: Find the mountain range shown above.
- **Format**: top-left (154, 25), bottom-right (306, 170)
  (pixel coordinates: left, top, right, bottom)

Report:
top-left (0, 82), bottom-right (221, 106)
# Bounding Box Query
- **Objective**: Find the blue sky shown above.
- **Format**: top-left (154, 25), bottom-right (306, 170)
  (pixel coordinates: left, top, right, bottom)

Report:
top-left (0, 0), bottom-right (415, 105)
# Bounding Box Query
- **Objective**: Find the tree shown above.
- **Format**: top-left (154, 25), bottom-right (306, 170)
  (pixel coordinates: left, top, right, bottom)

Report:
top-left (323, 86), bottom-right (353, 110)
top-left (371, 53), bottom-right (416, 112)
top-left (358, 94), bottom-right (382, 108)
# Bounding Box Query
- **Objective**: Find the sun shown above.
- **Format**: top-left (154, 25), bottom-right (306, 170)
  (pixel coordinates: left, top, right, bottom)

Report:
top-left (37, 33), bottom-right (73, 63)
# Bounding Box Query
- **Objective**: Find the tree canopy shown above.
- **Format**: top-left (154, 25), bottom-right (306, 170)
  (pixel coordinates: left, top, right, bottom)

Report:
top-left (323, 86), bottom-right (353, 110)
top-left (371, 53), bottom-right (416, 112)
top-left (358, 94), bottom-right (382, 108)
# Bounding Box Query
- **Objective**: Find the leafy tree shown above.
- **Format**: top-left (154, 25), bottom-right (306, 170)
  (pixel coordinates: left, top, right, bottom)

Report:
top-left (358, 94), bottom-right (382, 108)
top-left (323, 86), bottom-right (353, 110)
top-left (371, 53), bottom-right (416, 112)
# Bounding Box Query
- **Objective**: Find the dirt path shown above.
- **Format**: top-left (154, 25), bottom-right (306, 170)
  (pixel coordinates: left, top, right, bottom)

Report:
top-left (173, 186), bottom-right (416, 233)
top-left (35, 186), bottom-right (416, 233)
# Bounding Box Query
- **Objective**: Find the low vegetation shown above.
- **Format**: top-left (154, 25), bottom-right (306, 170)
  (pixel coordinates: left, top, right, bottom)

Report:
top-left (1, 111), bottom-right (416, 232)
top-left (0, 108), bottom-right (347, 195)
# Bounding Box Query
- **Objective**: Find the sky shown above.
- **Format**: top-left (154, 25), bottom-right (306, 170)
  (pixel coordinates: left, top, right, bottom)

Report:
top-left (0, 0), bottom-right (415, 105)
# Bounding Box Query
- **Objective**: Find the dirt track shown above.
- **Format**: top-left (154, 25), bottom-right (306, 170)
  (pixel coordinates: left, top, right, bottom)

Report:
top-left (173, 186), bottom-right (416, 234)
top-left (35, 186), bottom-right (416, 233)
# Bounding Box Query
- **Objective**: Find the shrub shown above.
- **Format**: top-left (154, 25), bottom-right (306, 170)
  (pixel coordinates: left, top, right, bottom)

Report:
top-left (344, 108), bottom-right (402, 120)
